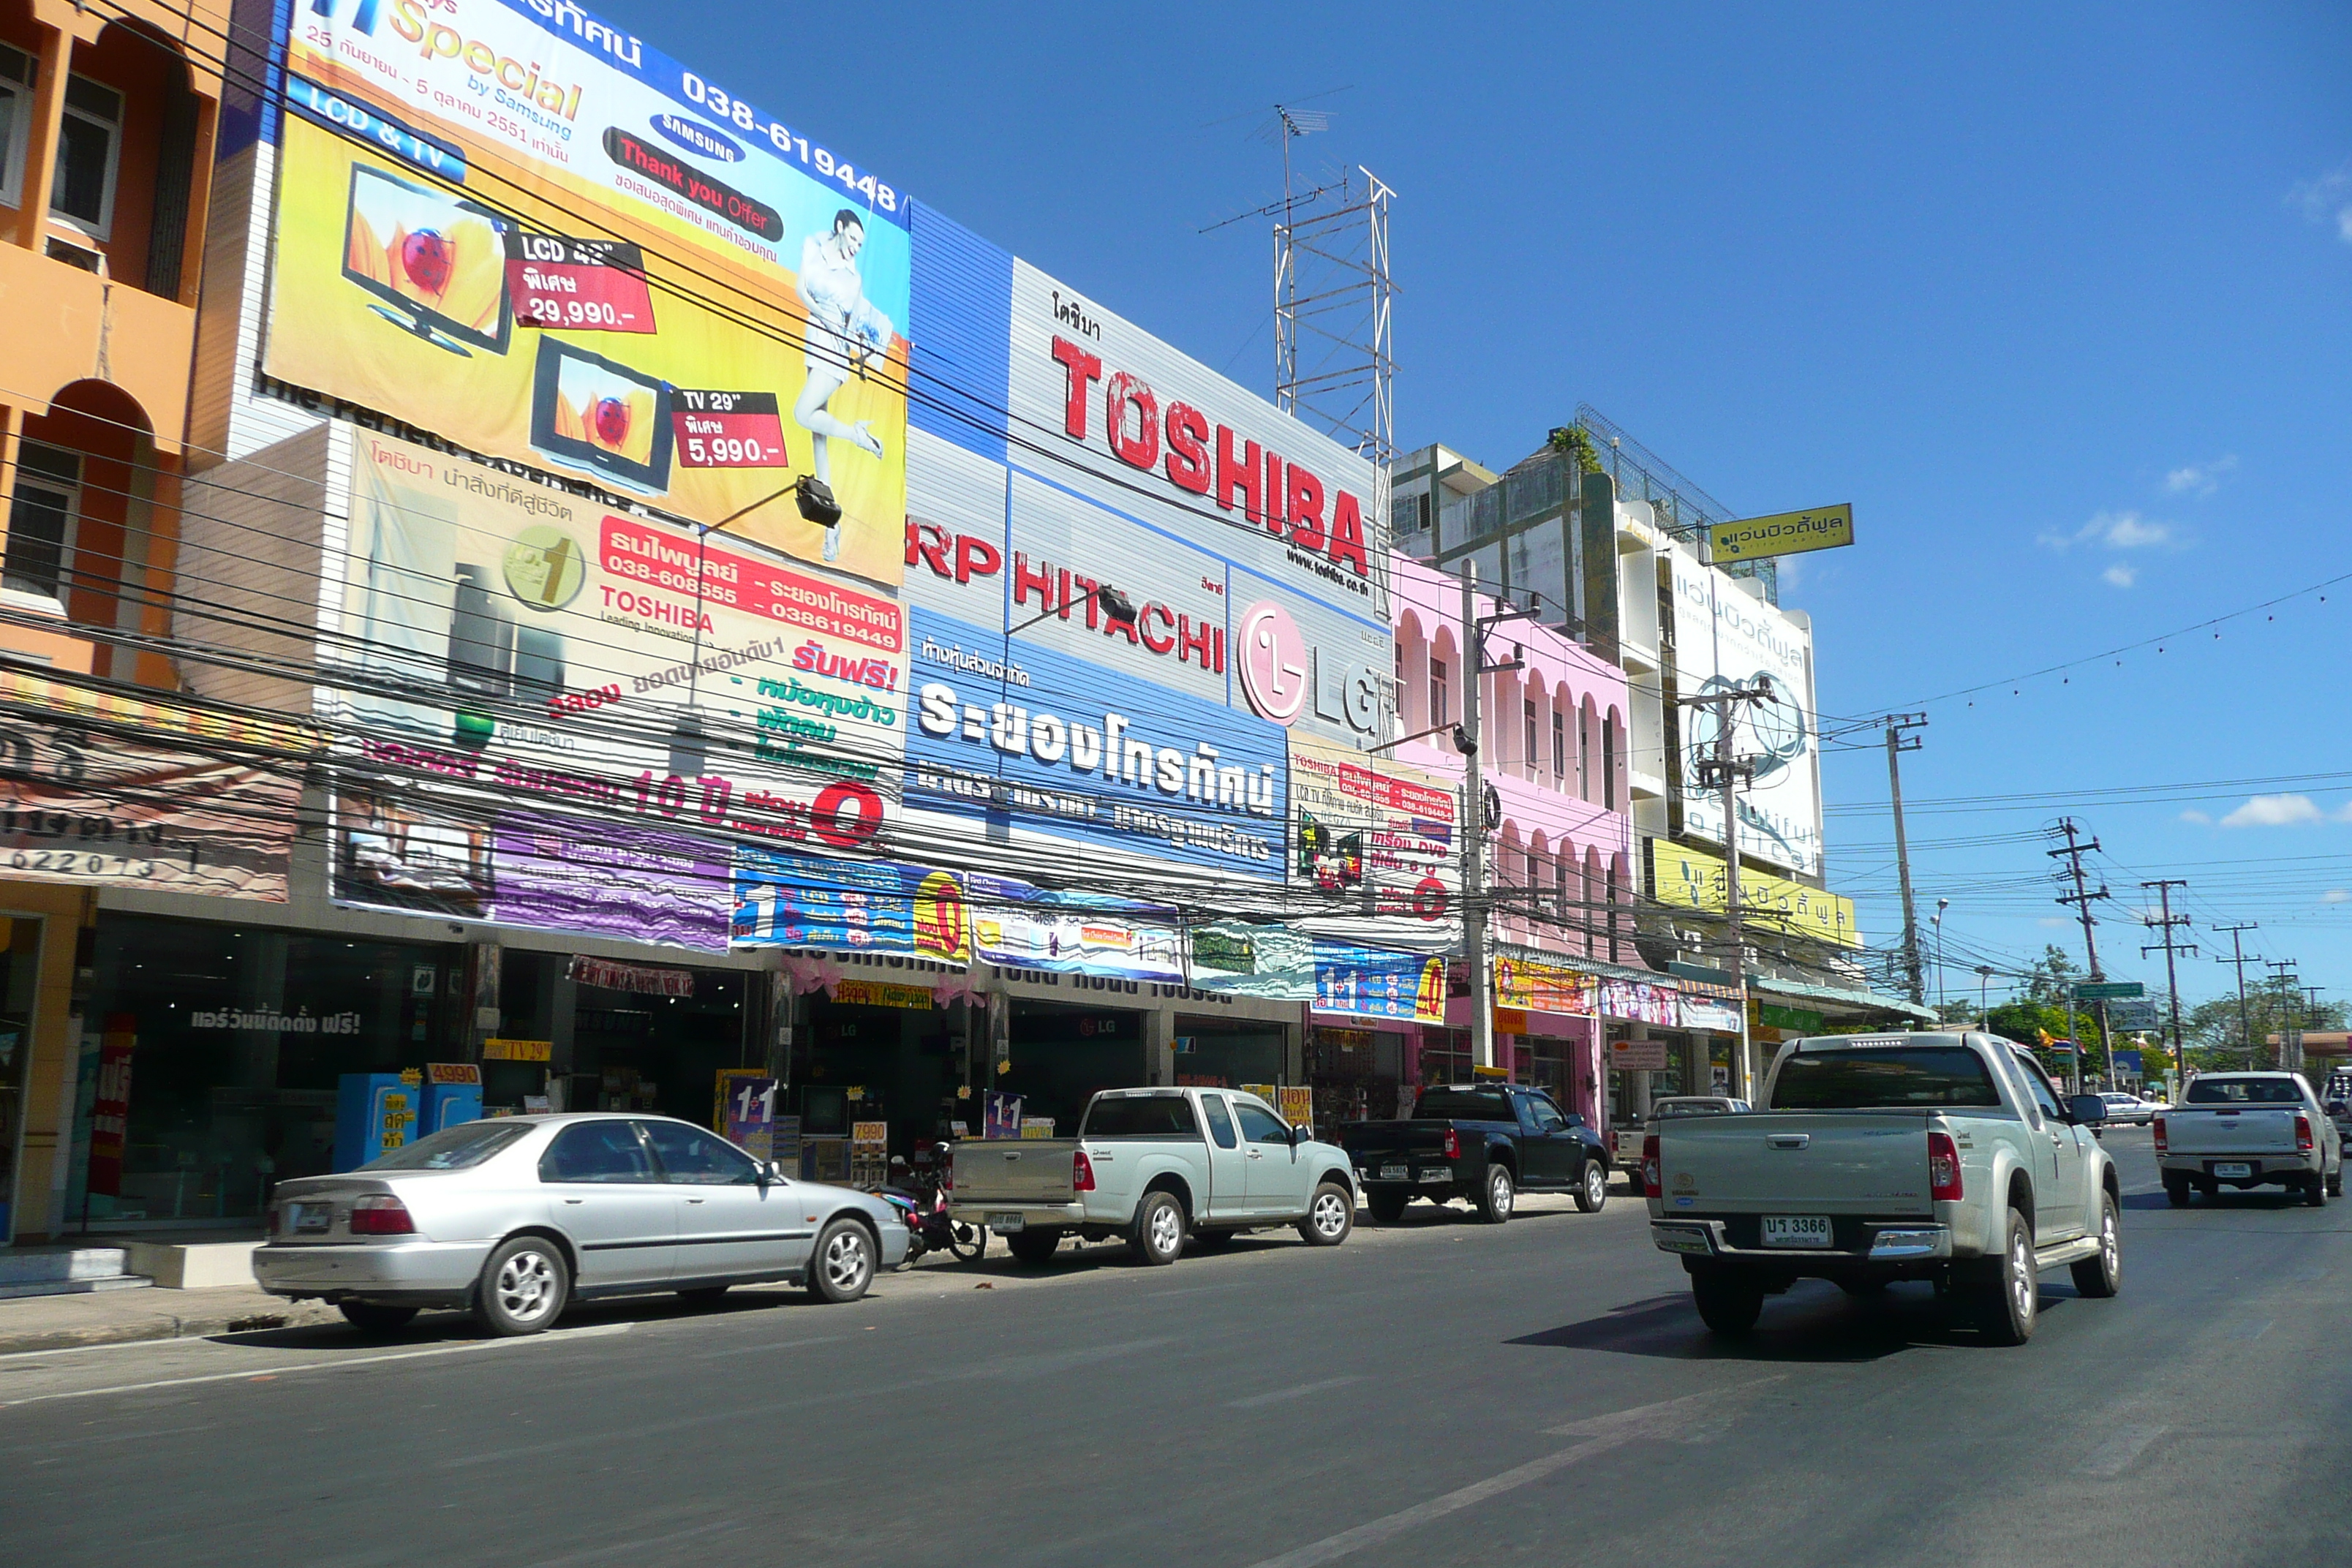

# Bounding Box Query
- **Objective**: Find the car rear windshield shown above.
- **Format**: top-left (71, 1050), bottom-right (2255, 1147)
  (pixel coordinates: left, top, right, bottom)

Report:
top-left (2185, 1078), bottom-right (2302, 1104)
top-left (1082, 1095), bottom-right (1201, 1139)
top-left (1771, 1048), bottom-right (2003, 1109)
top-left (361, 1120), bottom-right (530, 1171)
top-left (1414, 1088), bottom-right (1514, 1120)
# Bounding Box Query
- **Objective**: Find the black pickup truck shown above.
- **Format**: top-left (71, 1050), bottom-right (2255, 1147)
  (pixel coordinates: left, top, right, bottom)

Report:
top-left (1341, 1083), bottom-right (1612, 1224)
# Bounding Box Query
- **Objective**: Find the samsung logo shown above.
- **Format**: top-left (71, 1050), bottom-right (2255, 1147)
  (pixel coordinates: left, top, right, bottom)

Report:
top-left (649, 113), bottom-right (744, 164)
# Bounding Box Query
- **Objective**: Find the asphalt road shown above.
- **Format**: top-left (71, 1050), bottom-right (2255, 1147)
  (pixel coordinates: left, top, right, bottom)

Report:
top-left (6, 1128), bottom-right (2348, 1567)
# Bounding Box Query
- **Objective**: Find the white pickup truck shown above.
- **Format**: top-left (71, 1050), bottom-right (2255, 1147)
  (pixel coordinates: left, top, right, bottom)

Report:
top-left (2156, 1071), bottom-right (2345, 1207)
top-left (1648, 1031), bottom-right (2122, 1346)
top-left (948, 1088), bottom-right (1360, 1267)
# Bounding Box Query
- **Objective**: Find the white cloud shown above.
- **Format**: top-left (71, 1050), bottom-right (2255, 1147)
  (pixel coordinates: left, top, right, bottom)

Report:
top-left (2103, 563), bottom-right (2137, 588)
top-left (2291, 162), bottom-right (2352, 245)
top-left (2324, 889), bottom-right (2352, 905)
top-left (2037, 917), bottom-right (2070, 929)
top-left (2038, 510), bottom-right (2182, 554)
top-left (2217, 794), bottom-right (2352, 828)
top-left (2179, 810), bottom-right (2212, 825)
top-left (2164, 455), bottom-right (2237, 496)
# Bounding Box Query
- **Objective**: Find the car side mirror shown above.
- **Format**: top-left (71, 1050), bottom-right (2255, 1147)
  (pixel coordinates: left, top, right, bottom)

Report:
top-left (1292, 1123), bottom-right (1313, 1146)
top-left (2068, 1094), bottom-right (2108, 1126)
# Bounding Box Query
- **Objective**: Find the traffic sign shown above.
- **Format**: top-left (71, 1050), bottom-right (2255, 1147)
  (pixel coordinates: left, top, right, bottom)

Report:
top-left (2075, 981), bottom-right (2144, 1000)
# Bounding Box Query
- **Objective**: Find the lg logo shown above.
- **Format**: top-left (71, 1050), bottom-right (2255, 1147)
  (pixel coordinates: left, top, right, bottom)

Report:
top-left (1235, 600), bottom-right (1382, 736)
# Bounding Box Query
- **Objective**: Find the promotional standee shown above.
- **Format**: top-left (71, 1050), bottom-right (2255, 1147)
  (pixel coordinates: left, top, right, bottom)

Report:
top-left (333, 1073), bottom-right (421, 1171)
top-left (419, 1063), bottom-right (486, 1134)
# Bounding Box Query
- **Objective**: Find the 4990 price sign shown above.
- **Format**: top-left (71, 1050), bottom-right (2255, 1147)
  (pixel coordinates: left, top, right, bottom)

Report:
top-left (671, 389), bottom-right (791, 469)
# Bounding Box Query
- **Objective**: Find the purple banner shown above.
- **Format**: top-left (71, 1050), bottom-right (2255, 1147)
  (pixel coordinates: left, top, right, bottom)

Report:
top-left (490, 816), bottom-right (731, 951)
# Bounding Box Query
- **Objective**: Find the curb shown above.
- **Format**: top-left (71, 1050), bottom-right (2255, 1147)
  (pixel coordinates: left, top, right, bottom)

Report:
top-left (0, 1299), bottom-right (342, 1356)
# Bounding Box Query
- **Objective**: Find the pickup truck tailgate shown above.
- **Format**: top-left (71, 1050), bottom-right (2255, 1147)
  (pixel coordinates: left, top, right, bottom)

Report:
top-left (2163, 1109), bottom-right (2301, 1156)
top-left (951, 1140), bottom-right (1077, 1205)
top-left (1658, 1113), bottom-right (1935, 1217)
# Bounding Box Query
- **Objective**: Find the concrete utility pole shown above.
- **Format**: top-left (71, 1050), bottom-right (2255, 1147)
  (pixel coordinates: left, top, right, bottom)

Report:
top-left (2139, 880), bottom-right (2194, 1095)
top-left (1459, 565), bottom-right (1492, 1076)
top-left (2048, 818), bottom-right (2113, 1095)
top-left (2304, 987), bottom-right (2326, 1080)
top-left (1455, 565), bottom-right (1530, 1076)
top-left (2211, 921), bottom-right (2260, 1070)
top-left (1883, 715), bottom-right (1928, 1006)
top-left (1683, 678), bottom-right (1777, 1099)
top-left (2265, 961), bottom-right (2299, 1072)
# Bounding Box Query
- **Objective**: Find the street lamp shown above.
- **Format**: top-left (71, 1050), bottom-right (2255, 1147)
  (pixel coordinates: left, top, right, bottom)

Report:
top-left (1976, 965), bottom-right (1996, 1032)
top-left (1009, 582), bottom-right (1137, 635)
top-left (1933, 898), bottom-right (1949, 1015)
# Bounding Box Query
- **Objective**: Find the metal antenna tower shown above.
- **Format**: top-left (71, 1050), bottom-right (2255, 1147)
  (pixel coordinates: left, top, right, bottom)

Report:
top-left (1261, 113), bottom-right (1395, 472)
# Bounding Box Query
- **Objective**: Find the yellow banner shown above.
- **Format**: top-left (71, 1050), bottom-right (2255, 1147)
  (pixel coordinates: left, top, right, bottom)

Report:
top-left (1652, 840), bottom-right (1858, 948)
top-left (1492, 955), bottom-right (1597, 1014)
top-left (1708, 503), bottom-right (1853, 563)
top-left (832, 978), bottom-right (936, 1010)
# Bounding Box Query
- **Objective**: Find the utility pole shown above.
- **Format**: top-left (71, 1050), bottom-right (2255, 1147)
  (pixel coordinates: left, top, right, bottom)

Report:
top-left (1457, 565), bottom-right (1531, 1077)
top-left (1883, 715), bottom-right (1928, 1006)
top-left (2264, 960), bottom-right (2299, 1072)
top-left (2048, 818), bottom-right (2112, 1095)
top-left (1459, 565), bottom-right (1492, 1077)
top-left (1682, 677), bottom-right (1778, 1099)
top-left (2139, 880), bottom-right (2194, 1095)
top-left (2212, 921), bottom-right (2261, 1070)
top-left (2303, 986), bottom-right (2326, 1080)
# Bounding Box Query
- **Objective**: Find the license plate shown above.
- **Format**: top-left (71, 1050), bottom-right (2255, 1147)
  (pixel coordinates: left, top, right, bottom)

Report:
top-left (2213, 1163), bottom-right (2252, 1179)
top-left (1380, 1164), bottom-right (1408, 1180)
top-left (1761, 1215), bottom-right (1833, 1248)
top-left (290, 1203), bottom-right (330, 1235)
top-left (985, 1212), bottom-right (1025, 1232)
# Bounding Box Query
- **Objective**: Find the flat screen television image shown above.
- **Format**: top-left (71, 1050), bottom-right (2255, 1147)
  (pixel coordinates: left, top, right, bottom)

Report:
top-left (529, 337), bottom-right (674, 492)
top-left (342, 162), bottom-right (513, 356)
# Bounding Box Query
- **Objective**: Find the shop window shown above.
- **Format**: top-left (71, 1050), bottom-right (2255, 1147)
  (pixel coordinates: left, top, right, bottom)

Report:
top-left (52, 73), bottom-right (122, 241)
top-left (0, 46), bottom-right (31, 210)
top-left (5, 440), bottom-right (82, 600)
top-left (540, 1120), bottom-right (656, 1183)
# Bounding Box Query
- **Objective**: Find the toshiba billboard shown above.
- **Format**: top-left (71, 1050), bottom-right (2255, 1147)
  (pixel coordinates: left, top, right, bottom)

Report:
top-left (902, 261), bottom-right (1390, 756)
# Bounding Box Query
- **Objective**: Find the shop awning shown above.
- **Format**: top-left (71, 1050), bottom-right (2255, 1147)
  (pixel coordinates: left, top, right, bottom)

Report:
top-left (1749, 975), bottom-right (1937, 1026)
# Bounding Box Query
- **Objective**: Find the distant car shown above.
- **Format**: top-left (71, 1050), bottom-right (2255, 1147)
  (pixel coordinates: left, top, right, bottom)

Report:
top-left (2099, 1093), bottom-right (2156, 1127)
top-left (255, 1114), bottom-right (908, 1335)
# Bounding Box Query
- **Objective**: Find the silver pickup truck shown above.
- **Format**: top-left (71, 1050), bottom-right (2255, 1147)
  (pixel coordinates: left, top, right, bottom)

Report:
top-left (1648, 1031), bottom-right (2122, 1345)
top-left (949, 1088), bottom-right (1360, 1267)
top-left (2157, 1071), bottom-right (2345, 1206)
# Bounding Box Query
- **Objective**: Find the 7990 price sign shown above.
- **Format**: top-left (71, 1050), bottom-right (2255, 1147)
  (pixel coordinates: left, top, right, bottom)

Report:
top-left (671, 389), bottom-right (790, 469)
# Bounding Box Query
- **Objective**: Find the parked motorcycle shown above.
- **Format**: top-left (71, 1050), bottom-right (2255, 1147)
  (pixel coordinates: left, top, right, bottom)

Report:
top-left (879, 1150), bottom-right (987, 1264)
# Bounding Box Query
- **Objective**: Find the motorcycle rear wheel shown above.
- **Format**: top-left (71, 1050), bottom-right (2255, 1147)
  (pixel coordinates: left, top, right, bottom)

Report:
top-left (946, 1220), bottom-right (988, 1262)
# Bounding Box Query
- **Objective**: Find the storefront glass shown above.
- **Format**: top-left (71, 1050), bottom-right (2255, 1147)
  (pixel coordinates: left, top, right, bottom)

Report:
top-left (992, 1000), bottom-right (1146, 1137)
top-left (0, 917), bottom-right (42, 1241)
top-left (75, 915), bottom-right (461, 1224)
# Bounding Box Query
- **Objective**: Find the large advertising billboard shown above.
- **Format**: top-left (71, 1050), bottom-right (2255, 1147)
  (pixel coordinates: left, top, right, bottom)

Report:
top-left (1669, 552), bottom-right (1822, 876)
top-left (326, 433), bottom-right (905, 940)
top-left (268, 0), bottom-right (908, 584)
top-left (1286, 734), bottom-right (1458, 951)
top-left (1651, 839), bottom-right (1858, 949)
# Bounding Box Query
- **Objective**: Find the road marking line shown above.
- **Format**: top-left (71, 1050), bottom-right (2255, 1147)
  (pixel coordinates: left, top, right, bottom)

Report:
top-left (2084, 1424), bottom-right (2168, 1478)
top-left (1229, 1376), bottom-right (1362, 1409)
top-left (0, 1322), bottom-right (630, 1409)
top-left (1245, 1381), bottom-right (1782, 1568)
top-left (2231, 1319), bottom-right (2273, 1341)
top-left (524, 1518), bottom-right (739, 1567)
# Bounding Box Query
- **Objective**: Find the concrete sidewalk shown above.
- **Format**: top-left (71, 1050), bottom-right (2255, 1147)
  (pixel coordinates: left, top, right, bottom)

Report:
top-left (0, 1281), bottom-right (341, 1355)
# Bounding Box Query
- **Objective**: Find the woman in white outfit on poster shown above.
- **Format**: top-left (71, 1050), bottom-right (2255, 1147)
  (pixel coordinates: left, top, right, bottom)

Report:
top-left (795, 208), bottom-right (892, 562)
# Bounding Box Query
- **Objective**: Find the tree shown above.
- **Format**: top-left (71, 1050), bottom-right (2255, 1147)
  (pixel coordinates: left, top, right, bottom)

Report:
top-left (2184, 992), bottom-right (2347, 1067)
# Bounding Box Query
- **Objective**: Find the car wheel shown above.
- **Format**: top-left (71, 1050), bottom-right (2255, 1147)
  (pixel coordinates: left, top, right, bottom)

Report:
top-left (475, 1235), bottom-right (569, 1337)
top-left (2070, 1190), bottom-right (2122, 1298)
top-left (807, 1219), bottom-right (878, 1303)
top-left (2330, 1166), bottom-right (2343, 1199)
top-left (2306, 1174), bottom-right (2329, 1209)
top-left (1005, 1227), bottom-right (1062, 1266)
top-left (1367, 1187), bottom-right (1410, 1224)
top-left (946, 1220), bottom-right (988, 1263)
top-left (1973, 1208), bottom-right (2038, 1346)
top-left (1690, 1267), bottom-right (1765, 1336)
top-left (1574, 1160), bottom-right (1609, 1214)
top-left (2163, 1173), bottom-right (2191, 1207)
top-left (676, 1286), bottom-right (730, 1308)
top-left (1299, 1182), bottom-right (1355, 1247)
top-left (1132, 1191), bottom-right (1186, 1267)
top-left (1474, 1165), bottom-right (1515, 1225)
top-left (338, 1302), bottom-right (418, 1335)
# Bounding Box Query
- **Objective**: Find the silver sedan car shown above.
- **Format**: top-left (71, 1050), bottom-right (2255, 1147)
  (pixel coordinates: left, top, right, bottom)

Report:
top-left (253, 1114), bottom-right (908, 1335)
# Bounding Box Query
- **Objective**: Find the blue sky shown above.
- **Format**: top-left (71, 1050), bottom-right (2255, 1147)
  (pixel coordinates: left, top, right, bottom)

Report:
top-left (598, 0), bottom-right (2352, 1011)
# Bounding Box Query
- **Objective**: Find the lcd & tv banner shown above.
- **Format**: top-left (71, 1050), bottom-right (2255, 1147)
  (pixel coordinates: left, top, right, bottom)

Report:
top-left (268, 0), bottom-right (908, 584)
